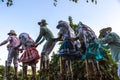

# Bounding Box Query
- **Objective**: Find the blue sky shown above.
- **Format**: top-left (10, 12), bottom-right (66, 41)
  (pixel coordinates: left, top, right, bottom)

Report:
top-left (0, 0), bottom-right (120, 70)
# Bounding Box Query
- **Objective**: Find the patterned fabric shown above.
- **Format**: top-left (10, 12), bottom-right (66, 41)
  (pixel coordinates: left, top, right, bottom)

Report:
top-left (77, 22), bottom-right (96, 47)
top-left (59, 40), bottom-right (76, 55)
top-left (57, 21), bottom-right (81, 60)
top-left (0, 36), bottom-right (20, 49)
top-left (7, 48), bottom-right (19, 67)
top-left (19, 33), bottom-right (34, 49)
top-left (19, 33), bottom-right (40, 65)
top-left (19, 46), bottom-right (40, 64)
top-left (77, 22), bottom-right (107, 60)
top-left (82, 39), bottom-right (107, 60)
top-left (0, 35), bottom-right (20, 67)
top-left (58, 40), bottom-right (81, 60)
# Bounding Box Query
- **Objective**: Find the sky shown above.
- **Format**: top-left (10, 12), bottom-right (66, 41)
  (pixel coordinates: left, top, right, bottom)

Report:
top-left (0, 0), bottom-right (120, 70)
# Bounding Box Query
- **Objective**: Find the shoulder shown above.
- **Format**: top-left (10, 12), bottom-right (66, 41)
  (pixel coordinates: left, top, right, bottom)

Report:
top-left (8, 36), bottom-right (12, 40)
top-left (40, 26), bottom-right (48, 30)
top-left (108, 32), bottom-right (118, 36)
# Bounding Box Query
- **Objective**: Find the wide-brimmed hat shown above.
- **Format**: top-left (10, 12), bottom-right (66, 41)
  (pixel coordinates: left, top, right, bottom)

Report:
top-left (98, 27), bottom-right (112, 38)
top-left (38, 19), bottom-right (48, 25)
top-left (99, 27), bottom-right (112, 33)
top-left (8, 30), bottom-right (17, 35)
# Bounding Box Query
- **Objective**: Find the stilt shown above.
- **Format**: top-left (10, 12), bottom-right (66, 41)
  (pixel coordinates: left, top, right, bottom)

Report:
top-left (5, 60), bottom-right (7, 78)
top-left (22, 63), bottom-right (28, 80)
top-left (14, 67), bottom-right (18, 80)
top-left (39, 54), bottom-right (50, 80)
top-left (39, 55), bottom-right (43, 80)
top-left (31, 64), bottom-right (36, 80)
top-left (59, 57), bottom-right (65, 80)
top-left (59, 57), bottom-right (73, 80)
top-left (60, 57), bottom-right (62, 74)
top-left (5, 60), bottom-right (9, 80)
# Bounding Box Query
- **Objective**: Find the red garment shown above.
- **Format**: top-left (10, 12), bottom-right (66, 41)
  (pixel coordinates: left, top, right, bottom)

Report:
top-left (19, 46), bottom-right (40, 64)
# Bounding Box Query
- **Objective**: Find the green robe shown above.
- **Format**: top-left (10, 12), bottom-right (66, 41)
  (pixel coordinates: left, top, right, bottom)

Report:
top-left (101, 32), bottom-right (120, 62)
top-left (35, 26), bottom-right (54, 44)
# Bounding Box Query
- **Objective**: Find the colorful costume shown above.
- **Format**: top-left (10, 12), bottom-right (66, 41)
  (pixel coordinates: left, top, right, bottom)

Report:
top-left (19, 33), bottom-right (40, 65)
top-left (100, 28), bottom-right (120, 76)
top-left (35, 20), bottom-right (56, 61)
top-left (0, 34), bottom-right (20, 67)
top-left (19, 33), bottom-right (40, 80)
top-left (35, 19), bottom-right (56, 72)
top-left (0, 30), bottom-right (20, 79)
top-left (76, 22), bottom-right (106, 60)
top-left (56, 21), bottom-right (81, 59)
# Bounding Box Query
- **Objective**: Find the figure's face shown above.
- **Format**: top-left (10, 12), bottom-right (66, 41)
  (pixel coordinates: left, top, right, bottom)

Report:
top-left (107, 30), bottom-right (111, 33)
top-left (19, 33), bottom-right (28, 44)
top-left (76, 25), bottom-right (83, 33)
top-left (38, 22), bottom-right (45, 27)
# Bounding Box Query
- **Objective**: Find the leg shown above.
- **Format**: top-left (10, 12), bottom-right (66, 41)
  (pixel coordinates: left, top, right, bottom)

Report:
top-left (31, 64), bottom-right (36, 80)
top-left (60, 57), bottom-right (66, 80)
top-left (13, 52), bottom-right (19, 80)
top-left (45, 54), bottom-right (49, 71)
top-left (6, 66), bottom-right (11, 79)
top-left (45, 54), bottom-right (50, 80)
top-left (5, 60), bottom-right (11, 79)
top-left (40, 54), bottom-right (45, 71)
top-left (42, 41), bottom-right (55, 70)
top-left (14, 67), bottom-right (18, 80)
top-left (22, 63), bottom-right (28, 80)
top-left (6, 50), bottom-right (12, 79)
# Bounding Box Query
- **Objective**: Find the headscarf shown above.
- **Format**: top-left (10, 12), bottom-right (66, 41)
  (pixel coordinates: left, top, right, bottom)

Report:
top-left (77, 21), bottom-right (96, 46)
top-left (57, 20), bottom-right (76, 38)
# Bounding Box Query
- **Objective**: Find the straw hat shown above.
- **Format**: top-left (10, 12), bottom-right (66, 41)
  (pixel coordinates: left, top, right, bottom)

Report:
top-left (98, 27), bottom-right (112, 38)
top-left (8, 30), bottom-right (17, 35)
top-left (38, 19), bottom-right (48, 26)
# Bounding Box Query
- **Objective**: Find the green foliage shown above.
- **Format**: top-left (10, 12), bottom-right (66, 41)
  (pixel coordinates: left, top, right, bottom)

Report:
top-left (1, 0), bottom-right (97, 7)
top-left (0, 65), bottom-right (5, 78)
top-left (54, 0), bottom-right (97, 6)
top-left (1, 0), bottom-right (13, 6)
top-left (49, 53), bottom-right (61, 80)
top-left (68, 16), bottom-right (78, 34)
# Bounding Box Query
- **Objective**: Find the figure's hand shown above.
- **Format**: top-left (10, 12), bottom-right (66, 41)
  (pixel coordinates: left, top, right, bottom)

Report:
top-left (17, 48), bottom-right (23, 53)
top-left (52, 38), bottom-right (59, 42)
top-left (6, 44), bottom-right (10, 50)
top-left (52, 38), bottom-right (57, 41)
top-left (68, 37), bottom-right (78, 41)
top-left (35, 43), bottom-right (39, 48)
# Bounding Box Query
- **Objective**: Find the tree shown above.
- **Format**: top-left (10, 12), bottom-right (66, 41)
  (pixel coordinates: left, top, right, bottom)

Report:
top-left (1, 0), bottom-right (13, 6)
top-left (1, 0), bottom-right (97, 7)
top-left (54, 0), bottom-right (97, 6)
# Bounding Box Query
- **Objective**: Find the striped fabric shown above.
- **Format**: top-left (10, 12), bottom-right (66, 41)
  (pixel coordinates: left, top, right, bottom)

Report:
top-left (19, 46), bottom-right (40, 64)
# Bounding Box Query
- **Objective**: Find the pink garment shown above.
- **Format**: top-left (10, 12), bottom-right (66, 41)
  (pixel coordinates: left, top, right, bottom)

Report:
top-left (0, 35), bottom-right (20, 48)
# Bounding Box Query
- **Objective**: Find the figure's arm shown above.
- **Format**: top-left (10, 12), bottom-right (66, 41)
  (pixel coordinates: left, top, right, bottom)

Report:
top-left (38, 37), bottom-right (45, 44)
top-left (0, 37), bottom-right (10, 46)
top-left (53, 33), bottom-right (63, 41)
top-left (35, 28), bottom-right (44, 44)
top-left (35, 37), bottom-right (45, 47)
top-left (101, 34), bottom-right (113, 44)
